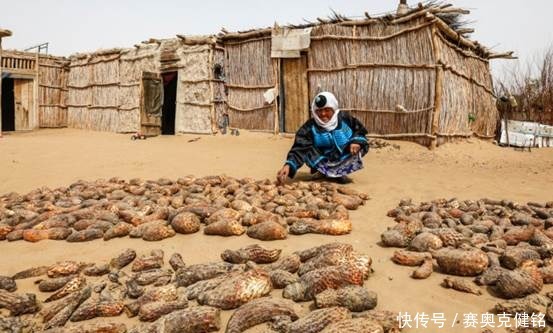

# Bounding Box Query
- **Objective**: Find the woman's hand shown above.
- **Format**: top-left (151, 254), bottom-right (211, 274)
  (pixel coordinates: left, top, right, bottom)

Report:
top-left (350, 143), bottom-right (361, 155)
top-left (277, 165), bottom-right (290, 185)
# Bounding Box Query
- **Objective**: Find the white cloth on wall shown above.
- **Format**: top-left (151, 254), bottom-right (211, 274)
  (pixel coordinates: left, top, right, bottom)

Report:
top-left (263, 88), bottom-right (277, 104)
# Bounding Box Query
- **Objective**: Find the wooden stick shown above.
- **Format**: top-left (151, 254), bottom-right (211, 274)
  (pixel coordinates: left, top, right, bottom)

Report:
top-left (39, 104), bottom-right (68, 108)
top-left (178, 101), bottom-right (212, 108)
top-left (176, 34), bottom-right (217, 45)
top-left (437, 7), bottom-right (470, 15)
top-left (227, 103), bottom-right (273, 112)
top-left (436, 132), bottom-right (473, 137)
top-left (119, 82), bottom-right (140, 87)
top-left (69, 56), bottom-right (120, 67)
top-left (179, 48), bottom-right (211, 55)
top-left (307, 63), bottom-right (438, 73)
top-left (34, 48), bottom-right (40, 129)
top-left (488, 51), bottom-right (517, 59)
top-left (426, 13), bottom-right (477, 50)
top-left (118, 105), bottom-right (140, 110)
top-left (272, 57), bottom-right (279, 134)
top-left (435, 32), bottom-right (489, 63)
top-left (220, 28), bottom-right (272, 41)
top-left (160, 65), bottom-right (184, 72)
top-left (120, 54), bottom-right (156, 62)
top-left (223, 36), bottom-right (272, 46)
top-left (181, 78), bottom-right (224, 84)
top-left (431, 26), bottom-right (444, 149)
top-left (39, 83), bottom-right (68, 90)
top-left (88, 105), bottom-right (119, 109)
top-left (440, 62), bottom-right (495, 96)
top-left (38, 62), bottom-right (67, 69)
top-left (225, 83), bottom-right (275, 89)
top-left (227, 103), bottom-right (274, 112)
top-left (341, 106), bottom-right (434, 114)
top-left (367, 133), bottom-right (436, 139)
top-left (67, 82), bottom-right (119, 89)
top-left (311, 21), bottom-right (434, 41)
top-left (456, 28), bottom-right (475, 35)
top-left (208, 47), bottom-right (217, 134)
top-left (339, 5), bottom-right (463, 27)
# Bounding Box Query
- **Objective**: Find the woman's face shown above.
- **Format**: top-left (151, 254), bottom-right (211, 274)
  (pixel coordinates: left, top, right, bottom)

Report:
top-left (316, 107), bottom-right (335, 123)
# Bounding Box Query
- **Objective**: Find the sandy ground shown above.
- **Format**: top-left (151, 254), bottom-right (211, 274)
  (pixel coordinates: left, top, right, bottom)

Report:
top-left (0, 128), bottom-right (552, 332)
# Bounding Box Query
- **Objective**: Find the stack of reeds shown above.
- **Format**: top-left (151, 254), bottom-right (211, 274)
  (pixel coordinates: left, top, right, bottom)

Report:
top-left (38, 55), bottom-right (69, 128)
top-left (307, 18), bottom-right (436, 139)
top-left (222, 32), bottom-right (276, 131)
top-left (174, 39), bottom-right (215, 134)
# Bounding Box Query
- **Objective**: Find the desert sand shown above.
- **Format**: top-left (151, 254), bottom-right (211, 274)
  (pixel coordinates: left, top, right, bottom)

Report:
top-left (0, 128), bottom-right (552, 332)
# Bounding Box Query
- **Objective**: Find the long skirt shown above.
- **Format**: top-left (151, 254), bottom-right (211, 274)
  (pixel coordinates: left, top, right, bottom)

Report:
top-left (315, 153), bottom-right (364, 178)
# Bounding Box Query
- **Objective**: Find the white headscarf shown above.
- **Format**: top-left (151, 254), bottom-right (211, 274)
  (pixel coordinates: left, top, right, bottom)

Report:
top-left (311, 92), bottom-right (340, 131)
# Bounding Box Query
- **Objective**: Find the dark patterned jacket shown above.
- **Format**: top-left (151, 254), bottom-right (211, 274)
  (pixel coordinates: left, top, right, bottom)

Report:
top-left (284, 112), bottom-right (368, 178)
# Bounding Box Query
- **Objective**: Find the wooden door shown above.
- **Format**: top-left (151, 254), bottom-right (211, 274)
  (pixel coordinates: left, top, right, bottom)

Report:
top-left (13, 79), bottom-right (33, 130)
top-left (140, 71), bottom-right (162, 136)
top-left (282, 54), bottom-right (309, 133)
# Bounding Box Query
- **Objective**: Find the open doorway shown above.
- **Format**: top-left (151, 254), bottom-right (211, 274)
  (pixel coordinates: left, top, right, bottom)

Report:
top-left (161, 72), bottom-right (177, 135)
top-left (1, 77), bottom-right (15, 132)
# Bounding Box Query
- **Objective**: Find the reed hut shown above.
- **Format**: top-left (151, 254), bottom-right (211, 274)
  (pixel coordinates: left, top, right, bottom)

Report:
top-left (0, 43), bottom-right (68, 134)
top-left (66, 36), bottom-right (222, 135)
top-left (220, 2), bottom-right (514, 146)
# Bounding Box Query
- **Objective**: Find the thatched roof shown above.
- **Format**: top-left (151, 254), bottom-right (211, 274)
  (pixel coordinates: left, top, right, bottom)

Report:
top-left (217, 1), bottom-right (515, 60)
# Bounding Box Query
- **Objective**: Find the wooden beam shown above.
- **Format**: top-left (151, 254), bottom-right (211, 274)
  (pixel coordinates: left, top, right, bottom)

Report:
top-left (488, 51), bottom-right (517, 59)
top-left (176, 34), bottom-right (217, 45)
top-left (33, 50), bottom-right (39, 129)
top-left (314, 20), bottom-right (435, 41)
top-left (219, 28), bottom-right (272, 41)
top-left (367, 133), bottom-right (437, 139)
top-left (273, 57), bottom-right (279, 134)
top-left (427, 12), bottom-right (477, 50)
top-left (208, 47), bottom-right (217, 134)
top-left (430, 26), bottom-right (444, 150)
top-left (456, 28), bottom-right (474, 35)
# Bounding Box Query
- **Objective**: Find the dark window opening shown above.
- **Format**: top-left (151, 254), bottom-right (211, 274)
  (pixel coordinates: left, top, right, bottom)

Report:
top-left (214, 63), bottom-right (224, 80)
top-left (161, 72), bottom-right (177, 135)
top-left (1, 78), bottom-right (15, 132)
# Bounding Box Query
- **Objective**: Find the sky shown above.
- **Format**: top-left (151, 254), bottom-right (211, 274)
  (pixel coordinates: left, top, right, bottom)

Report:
top-left (0, 0), bottom-right (551, 81)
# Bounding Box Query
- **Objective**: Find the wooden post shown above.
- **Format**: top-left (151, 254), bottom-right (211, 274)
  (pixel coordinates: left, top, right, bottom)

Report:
top-left (208, 47), bottom-right (217, 134)
top-left (34, 50), bottom-right (39, 129)
top-left (273, 57), bottom-right (280, 135)
top-left (430, 26), bottom-right (444, 149)
top-left (351, 25), bottom-right (360, 129)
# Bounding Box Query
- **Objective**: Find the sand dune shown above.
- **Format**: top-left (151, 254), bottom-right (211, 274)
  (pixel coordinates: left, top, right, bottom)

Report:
top-left (1, 128), bottom-right (552, 332)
